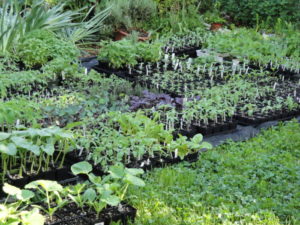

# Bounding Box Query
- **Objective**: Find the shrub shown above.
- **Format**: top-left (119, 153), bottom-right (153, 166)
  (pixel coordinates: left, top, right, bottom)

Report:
top-left (17, 30), bottom-right (79, 68)
top-left (153, 0), bottom-right (197, 14)
top-left (99, 0), bottom-right (157, 31)
top-left (217, 0), bottom-right (300, 26)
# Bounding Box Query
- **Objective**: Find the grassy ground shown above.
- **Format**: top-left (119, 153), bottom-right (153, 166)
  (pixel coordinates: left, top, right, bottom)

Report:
top-left (127, 120), bottom-right (300, 225)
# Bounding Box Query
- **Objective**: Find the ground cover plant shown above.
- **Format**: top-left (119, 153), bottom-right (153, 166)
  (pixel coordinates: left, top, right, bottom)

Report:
top-left (128, 121), bottom-right (300, 224)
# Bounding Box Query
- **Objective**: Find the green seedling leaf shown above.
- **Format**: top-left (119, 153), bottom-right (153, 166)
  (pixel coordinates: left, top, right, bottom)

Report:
top-left (21, 208), bottom-right (45, 225)
top-left (41, 138), bottom-right (55, 155)
top-left (3, 183), bottom-right (21, 196)
top-left (83, 188), bottom-right (96, 202)
top-left (56, 130), bottom-right (73, 139)
top-left (71, 161), bottom-right (92, 175)
top-left (3, 183), bottom-right (34, 201)
top-left (25, 180), bottom-right (63, 192)
top-left (88, 173), bottom-right (102, 185)
top-left (124, 174), bottom-right (145, 187)
top-left (20, 190), bottom-right (35, 201)
top-left (64, 121), bottom-right (84, 129)
top-left (191, 134), bottom-right (203, 143)
top-left (200, 142), bottom-right (213, 150)
top-left (125, 168), bottom-right (144, 176)
top-left (101, 192), bottom-right (120, 206)
top-left (0, 143), bottom-right (17, 156)
top-left (108, 165), bottom-right (125, 179)
top-left (0, 132), bottom-right (11, 141)
top-left (11, 136), bottom-right (40, 155)
top-left (34, 129), bottom-right (52, 137)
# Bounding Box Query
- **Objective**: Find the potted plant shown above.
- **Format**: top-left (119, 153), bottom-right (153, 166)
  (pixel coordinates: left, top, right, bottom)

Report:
top-left (99, 0), bottom-right (157, 41)
top-left (204, 11), bottom-right (226, 31)
top-left (204, 2), bottom-right (226, 31)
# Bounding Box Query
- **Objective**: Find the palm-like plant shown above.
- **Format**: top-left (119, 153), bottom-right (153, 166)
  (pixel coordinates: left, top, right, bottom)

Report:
top-left (0, 0), bottom-right (110, 54)
top-left (0, 3), bottom-right (22, 54)
top-left (59, 6), bottom-right (111, 44)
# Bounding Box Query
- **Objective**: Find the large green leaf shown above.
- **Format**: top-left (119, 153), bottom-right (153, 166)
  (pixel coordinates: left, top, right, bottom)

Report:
top-left (125, 168), bottom-right (144, 176)
top-left (191, 134), bottom-right (203, 143)
top-left (21, 208), bottom-right (45, 225)
top-left (101, 191), bottom-right (120, 206)
top-left (3, 183), bottom-right (21, 196)
top-left (11, 136), bottom-right (40, 155)
top-left (199, 142), bottom-right (213, 150)
top-left (71, 161), bottom-right (92, 175)
top-left (0, 132), bottom-right (11, 141)
top-left (108, 165), bottom-right (125, 179)
top-left (27, 128), bottom-right (51, 137)
top-left (25, 180), bottom-right (63, 192)
top-left (41, 138), bottom-right (55, 155)
top-left (88, 173), bottom-right (102, 185)
top-left (0, 143), bottom-right (17, 156)
top-left (124, 173), bottom-right (145, 187)
top-left (3, 183), bottom-right (34, 201)
top-left (82, 188), bottom-right (96, 202)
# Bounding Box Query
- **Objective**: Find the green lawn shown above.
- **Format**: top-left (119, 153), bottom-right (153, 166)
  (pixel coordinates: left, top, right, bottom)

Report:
top-left (128, 120), bottom-right (300, 225)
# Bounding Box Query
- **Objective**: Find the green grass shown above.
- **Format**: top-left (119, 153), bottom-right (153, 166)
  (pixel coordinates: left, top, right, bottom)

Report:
top-left (128, 120), bottom-right (300, 225)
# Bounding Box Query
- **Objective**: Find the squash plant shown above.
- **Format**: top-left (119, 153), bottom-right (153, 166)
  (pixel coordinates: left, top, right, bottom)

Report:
top-left (1, 183), bottom-right (44, 225)
top-left (0, 161), bottom-right (145, 223)
top-left (0, 127), bottom-right (74, 183)
top-left (70, 161), bottom-right (145, 219)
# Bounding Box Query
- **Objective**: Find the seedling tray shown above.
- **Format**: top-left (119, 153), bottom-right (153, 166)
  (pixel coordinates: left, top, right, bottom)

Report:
top-left (234, 108), bottom-right (300, 126)
top-left (6, 167), bottom-right (76, 189)
top-left (170, 46), bottom-right (199, 57)
top-left (46, 202), bottom-right (136, 225)
top-left (126, 152), bottom-right (200, 172)
top-left (248, 63), bottom-right (300, 78)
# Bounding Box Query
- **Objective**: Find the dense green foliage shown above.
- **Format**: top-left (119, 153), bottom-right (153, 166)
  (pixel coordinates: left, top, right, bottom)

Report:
top-left (98, 39), bottom-right (162, 68)
top-left (99, 0), bottom-right (157, 31)
top-left (17, 30), bottom-right (79, 68)
top-left (218, 0), bottom-right (300, 26)
top-left (153, 0), bottom-right (197, 14)
top-left (129, 121), bottom-right (300, 224)
top-left (206, 27), bottom-right (300, 69)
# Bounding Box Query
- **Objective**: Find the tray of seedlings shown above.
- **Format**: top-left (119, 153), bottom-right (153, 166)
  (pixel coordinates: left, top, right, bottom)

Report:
top-left (248, 60), bottom-right (300, 78)
top-left (162, 31), bottom-right (209, 57)
top-left (130, 53), bottom-right (259, 95)
top-left (234, 78), bottom-right (300, 125)
top-left (128, 89), bottom-right (237, 137)
top-left (91, 31), bottom-right (208, 78)
top-left (204, 28), bottom-right (300, 79)
top-left (1, 162), bottom-right (143, 225)
top-left (93, 38), bottom-right (163, 79)
top-left (137, 73), bottom-right (300, 135)
top-left (94, 45), bottom-right (300, 134)
top-left (66, 111), bottom-right (212, 176)
top-left (0, 126), bottom-right (78, 192)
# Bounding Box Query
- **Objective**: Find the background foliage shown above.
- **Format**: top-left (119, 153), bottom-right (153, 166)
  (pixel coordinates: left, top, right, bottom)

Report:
top-left (217, 0), bottom-right (300, 26)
